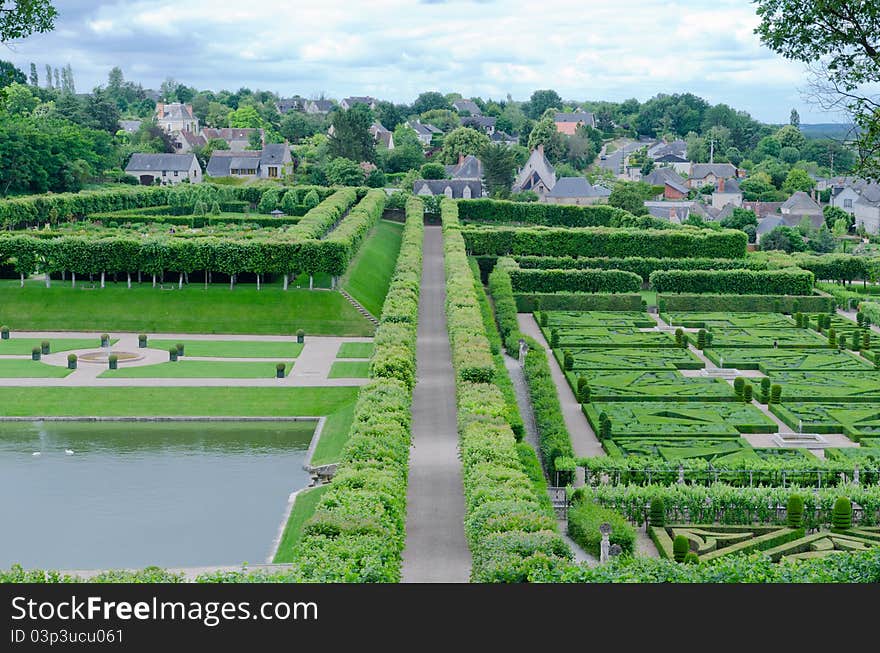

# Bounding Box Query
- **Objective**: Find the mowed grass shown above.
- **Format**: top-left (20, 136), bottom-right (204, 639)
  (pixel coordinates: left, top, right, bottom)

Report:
top-left (0, 386), bottom-right (359, 417)
top-left (0, 359), bottom-right (73, 378)
top-left (310, 400), bottom-right (357, 466)
top-left (342, 220), bottom-right (405, 317)
top-left (327, 361), bottom-right (371, 378)
top-left (272, 485), bottom-right (330, 563)
top-left (0, 338), bottom-right (118, 355)
top-left (149, 340), bottom-right (303, 358)
top-left (336, 342), bottom-right (374, 359)
top-left (0, 281), bottom-right (374, 336)
top-left (99, 361), bottom-right (294, 379)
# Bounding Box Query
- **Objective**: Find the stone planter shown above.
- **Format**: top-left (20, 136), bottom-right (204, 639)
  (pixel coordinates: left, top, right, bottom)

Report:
top-left (108, 356), bottom-right (118, 370)
top-left (67, 355), bottom-right (77, 370)
top-left (32, 349), bottom-right (41, 361)
top-left (169, 348), bottom-right (178, 362)
top-left (276, 364), bottom-right (286, 379)
top-left (138, 335), bottom-right (148, 348)
top-left (100, 334), bottom-right (110, 348)
top-left (296, 330), bottom-right (305, 344)
top-left (41, 342), bottom-right (50, 355)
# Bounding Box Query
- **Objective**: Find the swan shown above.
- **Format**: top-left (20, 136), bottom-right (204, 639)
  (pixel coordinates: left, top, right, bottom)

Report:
top-left (32, 452), bottom-right (41, 457)
top-left (65, 449), bottom-right (74, 455)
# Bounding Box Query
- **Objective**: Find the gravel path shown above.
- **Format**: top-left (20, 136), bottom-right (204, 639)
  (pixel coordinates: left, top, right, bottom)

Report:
top-left (400, 226), bottom-right (471, 583)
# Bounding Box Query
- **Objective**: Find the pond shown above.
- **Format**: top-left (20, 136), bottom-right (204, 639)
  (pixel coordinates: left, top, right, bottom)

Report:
top-left (0, 420), bottom-right (316, 571)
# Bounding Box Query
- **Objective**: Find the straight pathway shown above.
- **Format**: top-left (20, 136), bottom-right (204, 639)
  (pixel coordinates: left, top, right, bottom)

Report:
top-left (400, 225), bottom-right (471, 583)
top-left (518, 314), bottom-right (604, 471)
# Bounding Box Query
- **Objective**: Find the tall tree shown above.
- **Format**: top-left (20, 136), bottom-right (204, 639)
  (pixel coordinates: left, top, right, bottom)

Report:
top-left (28, 62), bottom-right (36, 86)
top-left (410, 91), bottom-right (449, 115)
top-left (754, 0), bottom-right (880, 178)
top-left (43, 63), bottom-right (51, 89)
top-left (526, 115), bottom-right (565, 161)
top-left (0, 60), bottom-right (25, 87)
top-left (480, 142), bottom-right (517, 198)
top-left (0, 0), bottom-right (56, 42)
top-left (52, 66), bottom-right (58, 89)
top-left (526, 89), bottom-right (562, 119)
top-left (438, 126), bottom-right (489, 164)
top-left (789, 108), bottom-right (800, 127)
top-left (327, 105), bottom-right (375, 162)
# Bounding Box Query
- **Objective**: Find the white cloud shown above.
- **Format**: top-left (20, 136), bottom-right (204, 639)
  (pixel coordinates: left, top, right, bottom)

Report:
top-left (4, 0), bottom-right (830, 122)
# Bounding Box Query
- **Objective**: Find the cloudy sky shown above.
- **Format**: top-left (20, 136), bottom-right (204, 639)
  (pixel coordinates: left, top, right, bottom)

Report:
top-left (2, 0), bottom-right (836, 123)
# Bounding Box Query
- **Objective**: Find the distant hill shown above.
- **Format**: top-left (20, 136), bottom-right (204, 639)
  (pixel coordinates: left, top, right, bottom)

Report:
top-left (800, 123), bottom-right (858, 141)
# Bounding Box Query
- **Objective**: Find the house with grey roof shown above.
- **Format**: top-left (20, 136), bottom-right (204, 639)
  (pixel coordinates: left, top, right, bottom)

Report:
top-left (119, 120), bottom-right (142, 135)
top-left (545, 177), bottom-right (609, 206)
top-left (781, 191), bottom-right (822, 218)
top-left (340, 96), bottom-right (377, 110)
top-left (688, 163), bottom-right (738, 188)
top-left (172, 129), bottom-right (207, 154)
top-left (648, 139), bottom-right (687, 160)
top-left (644, 167), bottom-right (689, 200)
top-left (369, 123), bottom-right (394, 150)
top-left (711, 177), bottom-right (743, 210)
top-left (461, 115), bottom-right (496, 135)
top-left (512, 145), bottom-right (557, 198)
top-left (201, 128), bottom-right (264, 152)
top-left (553, 112), bottom-right (596, 135)
top-left (205, 143), bottom-right (292, 179)
top-left (854, 183), bottom-right (880, 234)
top-left (276, 97), bottom-right (305, 114)
top-left (125, 153), bottom-right (202, 186)
top-left (445, 154), bottom-right (483, 181)
top-left (155, 102), bottom-right (199, 134)
top-left (452, 99), bottom-right (481, 115)
top-left (756, 215), bottom-right (786, 242)
top-left (305, 99), bottom-right (334, 114)
top-left (491, 131), bottom-right (519, 146)
top-left (407, 120), bottom-right (443, 145)
top-left (413, 179), bottom-right (482, 199)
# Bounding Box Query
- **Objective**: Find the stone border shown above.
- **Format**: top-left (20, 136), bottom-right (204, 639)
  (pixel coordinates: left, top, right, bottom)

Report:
top-left (0, 416), bottom-right (320, 422)
top-left (302, 416), bottom-right (327, 469)
top-left (267, 488), bottom-right (305, 564)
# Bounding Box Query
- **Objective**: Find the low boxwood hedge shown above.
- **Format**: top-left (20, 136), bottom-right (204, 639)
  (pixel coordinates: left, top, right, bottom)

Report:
top-left (567, 500), bottom-right (635, 558)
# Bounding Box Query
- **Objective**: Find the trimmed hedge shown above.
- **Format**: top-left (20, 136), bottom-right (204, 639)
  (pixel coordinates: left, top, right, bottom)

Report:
top-left (567, 500), bottom-right (635, 558)
top-left (321, 189), bottom-right (386, 277)
top-left (514, 293), bottom-right (643, 312)
top-left (649, 269), bottom-right (815, 295)
top-left (793, 254), bottom-right (869, 283)
top-left (290, 193), bottom-right (423, 582)
top-left (658, 293), bottom-right (833, 313)
top-left (509, 268), bottom-right (642, 294)
top-left (457, 199), bottom-right (672, 229)
top-left (860, 302), bottom-right (880, 326)
top-left (516, 255), bottom-right (771, 282)
top-left (461, 225), bottom-right (748, 259)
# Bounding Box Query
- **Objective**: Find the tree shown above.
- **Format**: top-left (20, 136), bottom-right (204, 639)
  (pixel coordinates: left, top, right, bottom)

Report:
top-left (807, 224), bottom-right (837, 253)
top-left (279, 111), bottom-right (324, 143)
top-left (480, 142), bottom-right (517, 198)
top-left (373, 101), bottom-right (406, 131)
top-left (760, 225), bottom-right (806, 253)
top-left (419, 162), bottom-right (446, 179)
top-left (325, 157), bottom-right (365, 186)
top-left (527, 115), bottom-right (565, 161)
top-left (525, 89), bottom-right (562, 119)
top-left (608, 181), bottom-right (655, 215)
top-left (438, 126), bottom-right (489, 164)
top-left (43, 63), bottom-right (51, 89)
top-left (0, 1), bottom-right (57, 42)
top-left (228, 105), bottom-right (263, 129)
top-left (720, 207), bottom-right (758, 231)
top-left (382, 124), bottom-right (425, 173)
top-left (823, 204), bottom-right (853, 230)
top-left (410, 91), bottom-right (449, 115)
top-left (28, 62), bottom-right (36, 86)
top-left (0, 60), bottom-right (24, 88)
top-left (420, 109), bottom-right (459, 132)
top-left (779, 146), bottom-right (800, 163)
top-left (775, 124), bottom-right (806, 150)
top-left (790, 108), bottom-right (800, 127)
top-left (326, 105), bottom-right (375, 163)
top-left (754, 0), bottom-right (880, 178)
top-left (782, 167), bottom-right (815, 193)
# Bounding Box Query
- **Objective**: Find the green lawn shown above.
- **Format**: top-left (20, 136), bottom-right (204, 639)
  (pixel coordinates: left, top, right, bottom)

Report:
top-left (342, 220), bottom-right (405, 317)
top-left (100, 361), bottom-right (294, 379)
top-left (0, 282), bottom-right (374, 336)
top-left (0, 386), bottom-right (359, 417)
top-left (0, 338), bottom-right (119, 355)
top-left (310, 400), bottom-right (357, 466)
top-left (272, 485), bottom-right (330, 563)
top-left (149, 340), bottom-right (303, 358)
top-left (327, 361), bottom-right (371, 378)
top-left (336, 342), bottom-right (374, 359)
top-left (0, 359), bottom-right (73, 378)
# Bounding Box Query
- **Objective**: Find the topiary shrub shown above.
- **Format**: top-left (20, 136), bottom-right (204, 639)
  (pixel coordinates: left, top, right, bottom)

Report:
top-left (649, 497), bottom-right (665, 527)
top-left (100, 333), bottom-right (110, 347)
top-left (828, 328), bottom-right (837, 348)
top-left (770, 384), bottom-right (782, 404)
top-left (773, 299), bottom-right (781, 313)
top-left (176, 343), bottom-right (185, 356)
top-left (67, 354), bottom-right (77, 370)
top-left (795, 312), bottom-right (803, 328)
top-left (138, 334), bottom-right (148, 348)
top-left (733, 376), bottom-right (745, 399)
top-left (760, 377), bottom-right (771, 403)
top-left (673, 534), bottom-right (689, 562)
top-left (169, 347), bottom-right (178, 362)
top-left (210, 201), bottom-right (222, 216)
top-left (550, 328), bottom-right (559, 349)
top-left (851, 330), bottom-right (861, 351)
top-left (577, 376), bottom-right (591, 403)
top-left (864, 331), bottom-right (871, 351)
top-left (675, 328), bottom-right (684, 347)
top-left (684, 551), bottom-right (699, 564)
top-left (31, 347), bottom-right (40, 361)
top-left (41, 341), bottom-right (50, 355)
top-left (108, 354), bottom-right (118, 370)
top-left (743, 383), bottom-right (753, 403)
top-left (697, 329), bottom-right (707, 350)
top-left (658, 299), bottom-right (666, 313)
top-left (706, 332), bottom-right (713, 346)
top-left (786, 494), bottom-right (804, 528)
top-left (832, 497), bottom-right (852, 531)
top-left (540, 312), bottom-right (549, 328)
top-left (563, 350), bottom-right (573, 371)
top-left (857, 311), bottom-right (865, 327)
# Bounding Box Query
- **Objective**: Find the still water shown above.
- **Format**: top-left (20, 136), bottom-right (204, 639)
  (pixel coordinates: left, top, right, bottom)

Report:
top-left (0, 420), bottom-right (315, 570)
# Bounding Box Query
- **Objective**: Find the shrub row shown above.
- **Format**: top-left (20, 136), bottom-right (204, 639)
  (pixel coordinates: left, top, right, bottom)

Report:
top-left (321, 190), bottom-right (386, 277)
top-left (567, 499), bottom-right (635, 558)
top-left (442, 200), bottom-right (496, 384)
top-left (793, 254), bottom-right (869, 283)
top-left (287, 188), bottom-right (358, 240)
top-left (461, 225), bottom-right (748, 259)
top-left (817, 282), bottom-right (871, 310)
top-left (515, 255), bottom-right (771, 282)
top-left (649, 269), bottom-right (815, 295)
top-left (442, 198), bottom-right (573, 582)
top-left (86, 213), bottom-right (302, 228)
top-left (488, 258), bottom-right (575, 480)
top-left (290, 196), bottom-right (424, 582)
top-left (509, 267), bottom-right (643, 294)
top-left (860, 302), bottom-right (880, 327)
top-left (658, 293), bottom-right (834, 313)
top-left (456, 199), bottom-right (671, 229)
top-left (514, 293), bottom-right (644, 312)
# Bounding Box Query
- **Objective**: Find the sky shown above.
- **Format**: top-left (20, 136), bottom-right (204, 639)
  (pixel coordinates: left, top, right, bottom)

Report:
top-left (0, 0), bottom-right (843, 124)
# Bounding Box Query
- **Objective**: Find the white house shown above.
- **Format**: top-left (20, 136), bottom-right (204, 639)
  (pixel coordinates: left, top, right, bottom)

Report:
top-left (155, 102), bottom-right (199, 134)
top-left (854, 184), bottom-right (880, 234)
top-left (711, 178), bottom-right (743, 210)
top-left (125, 153), bottom-right (202, 185)
top-left (205, 143), bottom-right (293, 179)
top-left (831, 184), bottom-right (863, 216)
top-left (407, 120), bottom-right (442, 146)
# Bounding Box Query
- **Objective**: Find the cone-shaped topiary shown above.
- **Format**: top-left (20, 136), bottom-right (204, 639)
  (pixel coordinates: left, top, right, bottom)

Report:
top-left (550, 328), bottom-right (559, 349)
top-left (733, 377), bottom-right (745, 398)
top-left (675, 328), bottom-right (684, 347)
top-left (832, 497), bottom-right (852, 531)
top-left (697, 329), bottom-right (707, 350)
top-left (760, 377), bottom-right (771, 402)
top-left (743, 384), bottom-right (753, 403)
top-left (673, 534), bottom-right (689, 562)
top-left (577, 376), bottom-right (590, 403)
top-left (684, 552), bottom-right (699, 564)
top-left (540, 311), bottom-right (549, 328)
top-left (770, 384), bottom-right (782, 404)
top-left (857, 312), bottom-right (865, 327)
top-left (828, 328), bottom-right (837, 348)
top-left (649, 497), bottom-right (665, 527)
top-left (563, 350), bottom-right (573, 371)
top-left (787, 494), bottom-right (804, 528)
top-left (864, 331), bottom-right (871, 351)
top-left (852, 331), bottom-right (861, 351)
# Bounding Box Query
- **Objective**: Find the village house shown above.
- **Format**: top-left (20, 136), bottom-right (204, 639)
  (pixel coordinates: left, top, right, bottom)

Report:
top-left (544, 177), bottom-right (610, 206)
top-left (340, 96), bottom-right (378, 110)
top-left (201, 127), bottom-right (264, 152)
top-left (644, 167), bottom-right (689, 200)
top-left (687, 163), bottom-right (738, 189)
top-left (511, 145), bottom-right (557, 199)
top-left (155, 102), bottom-right (199, 134)
top-left (407, 120), bottom-right (443, 146)
top-left (118, 119), bottom-right (142, 135)
top-left (452, 99), bottom-right (481, 115)
top-left (276, 97), bottom-right (305, 114)
top-left (711, 177), bottom-right (743, 210)
top-left (304, 99), bottom-right (335, 115)
top-left (125, 153), bottom-right (202, 186)
top-left (854, 183), bottom-right (880, 234)
top-left (369, 123), bottom-right (395, 150)
top-left (461, 115), bottom-right (496, 135)
top-left (413, 179), bottom-right (482, 199)
top-left (171, 130), bottom-right (207, 154)
top-left (553, 111), bottom-right (596, 135)
top-left (205, 143), bottom-right (293, 179)
top-left (445, 154), bottom-right (483, 181)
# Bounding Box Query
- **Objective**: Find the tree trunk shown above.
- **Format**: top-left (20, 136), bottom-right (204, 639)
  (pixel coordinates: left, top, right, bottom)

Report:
top-left (152, 274), bottom-right (156, 288)
top-left (138, 271), bottom-right (142, 284)
top-left (309, 275), bottom-right (314, 290)
top-left (61, 270), bottom-right (66, 282)
top-left (204, 271), bottom-right (209, 290)
top-left (256, 274), bottom-right (261, 291)
top-left (283, 274), bottom-right (289, 291)
top-left (229, 274), bottom-right (235, 291)
top-left (179, 272), bottom-right (183, 290)
top-left (127, 273), bottom-right (131, 289)
top-left (45, 274), bottom-right (51, 288)
top-left (20, 273), bottom-right (24, 288)
top-left (71, 271), bottom-right (76, 288)
top-left (100, 271), bottom-right (105, 289)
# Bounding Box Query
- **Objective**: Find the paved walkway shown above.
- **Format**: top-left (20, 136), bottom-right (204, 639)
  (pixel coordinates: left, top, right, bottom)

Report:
top-left (503, 353), bottom-right (541, 453)
top-left (0, 332), bottom-right (371, 387)
top-left (517, 314), bottom-right (604, 474)
top-left (401, 225), bottom-right (471, 583)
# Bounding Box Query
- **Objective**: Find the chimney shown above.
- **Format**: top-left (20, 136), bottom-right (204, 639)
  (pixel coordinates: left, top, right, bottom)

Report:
top-left (186, 104), bottom-right (193, 118)
top-left (537, 143), bottom-right (544, 156)
top-left (718, 177), bottom-right (725, 192)
top-left (458, 153), bottom-right (465, 166)
top-left (156, 102), bottom-right (164, 117)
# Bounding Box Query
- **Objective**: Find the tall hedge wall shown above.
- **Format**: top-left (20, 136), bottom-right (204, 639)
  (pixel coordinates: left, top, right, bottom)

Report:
top-left (462, 226), bottom-right (748, 259)
top-left (649, 269), bottom-right (815, 295)
top-left (456, 199), bottom-right (673, 229)
top-left (516, 255), bottom-right (770, 282)
top-left (793, 254), bottom-right (869, 283)
top-left (509, 268), bottom-right (643, 293)
top-left (658, 293), bottom-right (834, 313)
top-left (514, 293), bottom-right (644, 312)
